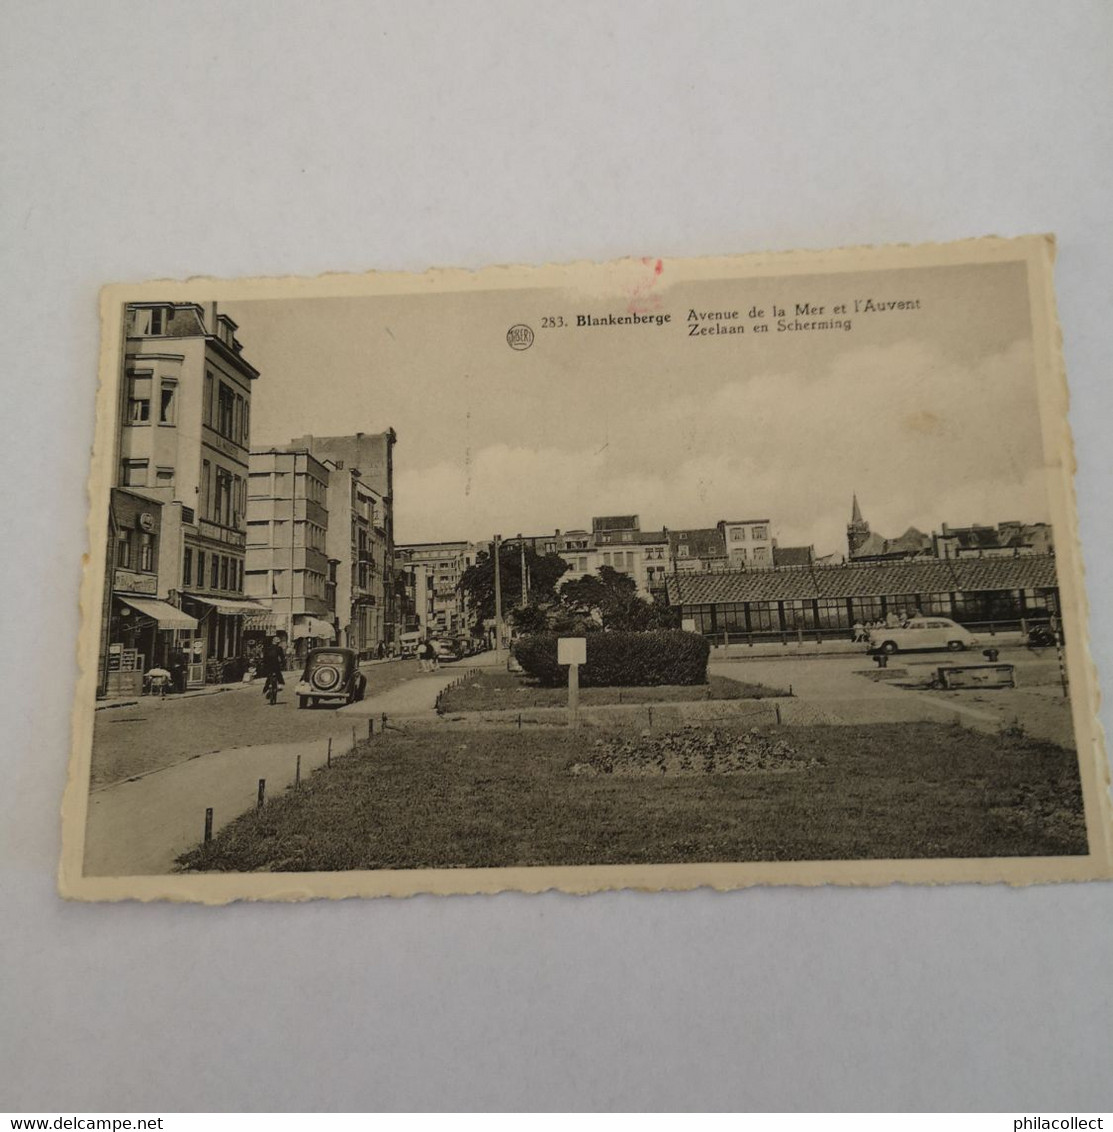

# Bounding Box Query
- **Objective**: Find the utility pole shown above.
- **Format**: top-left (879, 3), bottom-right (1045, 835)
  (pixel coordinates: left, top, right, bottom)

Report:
top-left (519, 532), bottom-right (528, 606)
top-left (493, 533), bottom-right (503, 661)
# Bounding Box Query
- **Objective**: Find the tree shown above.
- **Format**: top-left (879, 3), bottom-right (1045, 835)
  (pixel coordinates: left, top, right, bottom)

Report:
top-left (459, 544), bottom-right (569, 626)
top-left (557, 566), bottom-right (682, 632)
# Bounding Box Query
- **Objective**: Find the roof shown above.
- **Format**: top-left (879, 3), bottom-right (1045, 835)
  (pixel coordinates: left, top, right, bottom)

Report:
top-left (666, 553), bottom-right (1059, 606)
top-left (594, 528), bottom-right (669, 546)
top-left (772, 545), bottom-right (814, 567)
top-left (668, 528), bottom-right (727, 558)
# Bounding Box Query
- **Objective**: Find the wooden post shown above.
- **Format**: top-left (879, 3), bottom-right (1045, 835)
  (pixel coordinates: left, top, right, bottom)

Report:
top-left (327, 737), bottom-right (332, 767)
top-left (381, 712), bottom-right (388, 732)
top-left (351, 725), bottom-right (356, 749)
top-left (295, 754), bottom-right (301, 787)
top-left (568, 661), bottom-right (580, 729)
top-left (775, 704), bottom-right (782, 726)
top-left (204, 807), bottom-right (213, 843)
top-left (368, 717), bottom-right (374, 739)
top-left (257, 779), bottom-right (265, 809)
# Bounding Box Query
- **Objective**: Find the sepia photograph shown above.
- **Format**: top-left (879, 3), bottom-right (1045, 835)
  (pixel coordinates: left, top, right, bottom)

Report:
top-left (60, 236), bottom-right (1113, 900)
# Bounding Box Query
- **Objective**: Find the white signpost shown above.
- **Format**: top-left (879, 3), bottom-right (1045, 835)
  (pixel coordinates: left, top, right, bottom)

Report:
top-left (557, 636), bottom-right (587, 728)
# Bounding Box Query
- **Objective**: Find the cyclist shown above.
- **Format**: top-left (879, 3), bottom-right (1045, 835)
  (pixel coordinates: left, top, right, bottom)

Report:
top-left (260, 635), bottom-right (286, 702)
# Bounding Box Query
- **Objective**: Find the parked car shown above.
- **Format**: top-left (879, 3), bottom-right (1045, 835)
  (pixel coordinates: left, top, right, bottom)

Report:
top-left (868, 617), bottom-right (980, 655)
top-left (295, 647), bottom-right (367, 708)
top-left (433, 637), bottom-right (464, 661)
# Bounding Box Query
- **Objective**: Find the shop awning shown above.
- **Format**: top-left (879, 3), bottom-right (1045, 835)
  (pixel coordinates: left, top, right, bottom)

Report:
top-left (292, 616), bottom-right (337, 641)
top-left (117, 596), bottom-right (199, 630)
top-left (183, 593), bottom-right (269, 617)
top-left (243, 608), bottom-right (279, 632)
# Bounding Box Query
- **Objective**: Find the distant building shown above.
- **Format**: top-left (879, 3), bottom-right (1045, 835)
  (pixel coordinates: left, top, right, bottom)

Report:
top-left (847, 494), bottom-right (938, 562)
top-left (934, 520), bottom-right (1054, 559)
top-left (245, 448), bottom-right (333, 662)
top-left (396, 540), bottom-right (477, 636)
top-left (848, 496), bottom-right (1053, 563)
top-left (666, 527), bottom-right (727, 574)
top-left (772, 544), bottom-right (816, 568)
top-left (288, 431), bottom-right (398, 649)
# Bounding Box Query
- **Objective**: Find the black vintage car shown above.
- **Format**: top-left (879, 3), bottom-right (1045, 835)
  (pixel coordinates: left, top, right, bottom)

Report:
top-left (294, 647), bottom-right (367, 709)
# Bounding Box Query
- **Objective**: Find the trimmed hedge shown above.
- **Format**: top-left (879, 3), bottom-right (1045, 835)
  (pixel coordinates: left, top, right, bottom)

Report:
top-left (512, 630), bottom-right (710, 687)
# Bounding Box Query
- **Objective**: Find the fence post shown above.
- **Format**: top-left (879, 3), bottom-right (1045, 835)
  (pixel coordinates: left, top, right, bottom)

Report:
top-left (327, 737), bottom-right (332, 767)
top-left (381, 712), bottom-right (387, 731)
top-left (257, 779), bottom-right (265, 809)
top-left (204, 807), bottom-right (213, 843)
top-left (295, 754), bottom-right (301, 787)
top-left (368, 717), bottom-right (374, 739)
top-left (351, 725), bottom-right (356, 750)
top-left (775, 704), bottom-right (782, 726)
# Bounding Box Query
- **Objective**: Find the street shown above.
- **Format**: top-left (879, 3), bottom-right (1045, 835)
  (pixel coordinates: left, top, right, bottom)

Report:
top-left (91, 657), bottom-right (431, 789)
top-left (83, 657), bottom-right (484, 876)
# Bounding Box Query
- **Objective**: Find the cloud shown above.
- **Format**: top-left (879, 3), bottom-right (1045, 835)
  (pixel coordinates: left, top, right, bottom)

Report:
top-left (395, 337), bottom-right (1052, 554)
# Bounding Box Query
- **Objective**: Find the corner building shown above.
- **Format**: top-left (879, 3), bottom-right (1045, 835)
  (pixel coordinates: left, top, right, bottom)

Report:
top-left (118, 303), bottom-right (263, 685)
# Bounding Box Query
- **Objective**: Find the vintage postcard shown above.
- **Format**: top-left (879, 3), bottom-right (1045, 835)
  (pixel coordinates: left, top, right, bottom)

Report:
top-left (60, 236), bottom-right (1113, 902)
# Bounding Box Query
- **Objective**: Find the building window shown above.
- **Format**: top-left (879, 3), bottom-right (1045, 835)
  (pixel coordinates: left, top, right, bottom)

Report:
top-left (218, 383), bottom-right (235, 439)
top-left (139, 531), bottom-right (155, 572)
top-left (730, 527), bottom-right (744, 541)
top-left (215, 467), bottom-right (234, 526)
top-left (752, 547), bottom-right (770, 564)
top-left (159, 380), bottom-right (177, 424)
top-left (122, 460), bottom-right (148, 487)
top-left (678, 544), bottom-right (689, 558)
top-left (156, 467), bottom-right (174, 488)
top-left (183, 548), bottom-right (193, 587)
top-left (751, 525), bottom-right (768, 541)
top-left (210, 554), bottom-right (220, 589)
top-left (116, 530), bottom-right (131, 568)
top-left (126, 375), bottom-right (151, 424)
top-left (196, 551), bottom-right (205, 588)
top-left (220, 556), bottom-right (230, 590)
top-left (204, 371), bottom-right (214, 426)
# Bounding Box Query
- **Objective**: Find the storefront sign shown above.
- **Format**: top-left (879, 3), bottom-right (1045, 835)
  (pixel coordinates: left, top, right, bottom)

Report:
top-left (115, 570), bottom-right (157, 595)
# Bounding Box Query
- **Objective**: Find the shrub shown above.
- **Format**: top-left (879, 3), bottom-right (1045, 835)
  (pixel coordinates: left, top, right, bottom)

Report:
top-left (512, 630), bottom-right (710, 687)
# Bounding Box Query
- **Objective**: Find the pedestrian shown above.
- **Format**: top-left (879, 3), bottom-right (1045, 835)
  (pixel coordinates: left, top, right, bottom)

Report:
top-left (169, 647), bottom-right (187, 693)
top-left (377, 641), bottom-right (385, 661)
top-left (852, 620), bottom-right (865, 643)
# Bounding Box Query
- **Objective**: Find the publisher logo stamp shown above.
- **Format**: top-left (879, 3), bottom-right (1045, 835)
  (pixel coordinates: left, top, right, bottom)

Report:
top-left (506, 324), bottom-right (534, 351)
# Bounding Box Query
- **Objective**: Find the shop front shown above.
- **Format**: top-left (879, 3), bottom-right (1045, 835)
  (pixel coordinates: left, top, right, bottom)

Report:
top-left (181, 593), bottom-right (268, 684)
top-left (107, 594), bottom-right (199, 696)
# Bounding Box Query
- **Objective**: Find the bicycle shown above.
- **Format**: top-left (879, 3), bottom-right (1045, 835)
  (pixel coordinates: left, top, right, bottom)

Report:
top-left (263, 671), bottom-right (281, 705)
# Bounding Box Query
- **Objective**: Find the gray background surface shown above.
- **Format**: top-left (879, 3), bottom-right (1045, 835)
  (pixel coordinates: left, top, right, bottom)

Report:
top-left (2, 0), bottom-right (1111, 1112)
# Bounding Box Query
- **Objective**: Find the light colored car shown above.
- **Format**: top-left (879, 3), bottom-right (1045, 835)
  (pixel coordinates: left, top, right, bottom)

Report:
top-left (868, 617), bottom-right (979, 655)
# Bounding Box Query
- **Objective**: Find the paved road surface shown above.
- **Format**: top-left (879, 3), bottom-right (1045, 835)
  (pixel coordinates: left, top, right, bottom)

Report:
top-left (83, 663), bottom-right (474, 876)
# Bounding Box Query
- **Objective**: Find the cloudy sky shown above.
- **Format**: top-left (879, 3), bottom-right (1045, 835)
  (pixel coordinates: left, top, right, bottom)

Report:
top-left (225, 258), bottom-right (1048, 556)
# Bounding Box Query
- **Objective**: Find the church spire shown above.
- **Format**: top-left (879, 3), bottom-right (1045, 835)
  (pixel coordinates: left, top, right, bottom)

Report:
top-left (847, 493), bottom-right (870, 556)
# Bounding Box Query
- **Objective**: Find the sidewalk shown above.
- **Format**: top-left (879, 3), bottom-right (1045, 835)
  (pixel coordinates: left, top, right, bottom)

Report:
top-left (711, 631), bottom-right (1026, 661)
top-left (82, 664), bottom-right (465, 876)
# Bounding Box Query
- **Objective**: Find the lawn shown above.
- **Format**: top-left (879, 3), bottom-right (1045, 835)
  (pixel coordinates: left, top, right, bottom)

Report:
top-left (438, 669), bottom-right (789, 713)
top-left (177, 719), bottom-right (1088, 871)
